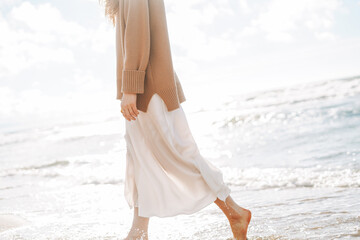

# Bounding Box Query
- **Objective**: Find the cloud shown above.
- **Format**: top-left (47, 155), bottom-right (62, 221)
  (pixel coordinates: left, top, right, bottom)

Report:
top-left (0, 1), bottom-right (117, 124)
top-left (0, 1), bottom-right (113, 78)
top-left (0, 0), bottom-right (20, 7)
top-left (0, 11), bottom-right (74, 77)
top-left (0, 67), bottom-right (112, 122)
top-left (242, 0), bottom-right (341, 42)
top-left (10, 2), bottom-right (85, 37)
top-left (238, 0), bottom-right (251, 14)
top-left (314, 31), bottom-right (336, 41)
top-left (166, 0), bottom-right (240, 61)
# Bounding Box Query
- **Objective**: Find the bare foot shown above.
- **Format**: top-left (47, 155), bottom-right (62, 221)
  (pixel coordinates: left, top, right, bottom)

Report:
top-left (123, 227), bottom-right (148, 240)
top-left (225, 197), bottom-right (251, 240)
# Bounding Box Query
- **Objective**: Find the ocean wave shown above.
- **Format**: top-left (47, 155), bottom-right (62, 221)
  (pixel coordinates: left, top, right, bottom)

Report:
top-left (81, 179), bottom-right (124, 185)
top-left (0, 159), bottom-right (75, 177)
top-left (214, 76), bottom-right (360, 128)
top-left (222, 166), bottom-right (360, 189)
top-left (2, 162), bottom-right (358, 190)
top-left (22, 160), bottom-right (70, 170)
top-left (234, 75), bottom-right (360, 108)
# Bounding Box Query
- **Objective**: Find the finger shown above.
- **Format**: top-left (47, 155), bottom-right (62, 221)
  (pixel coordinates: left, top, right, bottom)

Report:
top-left (124, 107), bottom-right (133, 121)
top-left (121, 110), bottom-right (126, 120)
top-left (120, 103), bottom-right (125, 113)
top-left (120, 108), bottom-right (126, 118)
top-left (120, 104), bottom-right (129, 120)
top-left (122, 107), bottom-right (129, 121)
top-left (128, 104), bottom-right (138, 119)
top-left (132, 104), bottom-right (139, 115)
top-left (127, 106), bottom-right (136, 120)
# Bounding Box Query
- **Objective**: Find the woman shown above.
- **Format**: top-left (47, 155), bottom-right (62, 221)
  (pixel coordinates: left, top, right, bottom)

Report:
top-left (99, 0), bottom-right (251, 239)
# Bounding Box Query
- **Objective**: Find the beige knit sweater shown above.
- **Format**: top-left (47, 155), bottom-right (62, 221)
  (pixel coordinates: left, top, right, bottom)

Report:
top-left (115, 0), bottom-right (186, 112)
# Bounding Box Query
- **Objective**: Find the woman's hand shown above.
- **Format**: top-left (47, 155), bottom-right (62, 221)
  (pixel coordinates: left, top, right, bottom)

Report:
top-left (121, 93), bottom-right (140, 121)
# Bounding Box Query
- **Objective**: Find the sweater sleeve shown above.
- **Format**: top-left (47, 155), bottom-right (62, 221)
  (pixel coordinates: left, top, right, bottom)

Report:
top-left (121, 0), bottom-right (151, 94)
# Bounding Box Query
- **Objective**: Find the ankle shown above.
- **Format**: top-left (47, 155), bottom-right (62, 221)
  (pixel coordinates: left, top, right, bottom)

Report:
top-left (225, 197), bottom-right (251, 220)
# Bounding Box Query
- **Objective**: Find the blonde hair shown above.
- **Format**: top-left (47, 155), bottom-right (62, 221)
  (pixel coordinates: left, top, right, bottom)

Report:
top-left (98, 0), bottom-right (119, 26)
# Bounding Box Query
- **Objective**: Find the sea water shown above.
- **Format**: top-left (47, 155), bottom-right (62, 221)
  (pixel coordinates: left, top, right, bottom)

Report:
top-left (0, 76), bottom-right (359, 239)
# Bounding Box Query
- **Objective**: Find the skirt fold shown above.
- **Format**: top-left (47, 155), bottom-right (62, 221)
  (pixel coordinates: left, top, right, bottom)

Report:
top-left (123, 93), bottom-right (231, 218)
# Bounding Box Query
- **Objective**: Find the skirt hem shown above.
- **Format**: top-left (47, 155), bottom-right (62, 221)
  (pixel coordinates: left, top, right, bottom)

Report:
top-left (138, 193), bottom-right (217, 218)
top-left (128, 186), bottom-right (231, 218)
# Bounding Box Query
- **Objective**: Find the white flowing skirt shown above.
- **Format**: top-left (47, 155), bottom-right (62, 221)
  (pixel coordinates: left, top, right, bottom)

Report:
top-left (124, 93), bottom-right (231, 218)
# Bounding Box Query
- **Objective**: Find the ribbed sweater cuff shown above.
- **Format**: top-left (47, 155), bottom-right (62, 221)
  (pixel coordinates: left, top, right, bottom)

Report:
top-left (121, 70), bottom-right (146, 93)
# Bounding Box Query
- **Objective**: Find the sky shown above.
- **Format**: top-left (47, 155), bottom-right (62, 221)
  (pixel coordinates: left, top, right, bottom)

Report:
top-left (0, 0), bottom-right (360, 131)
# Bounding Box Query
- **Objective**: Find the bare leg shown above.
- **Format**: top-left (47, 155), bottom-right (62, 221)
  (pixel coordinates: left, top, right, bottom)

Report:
top-left (123, 207), bottom-right (150, 240)
top-left (214, 195), bottom-right (251, 240)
